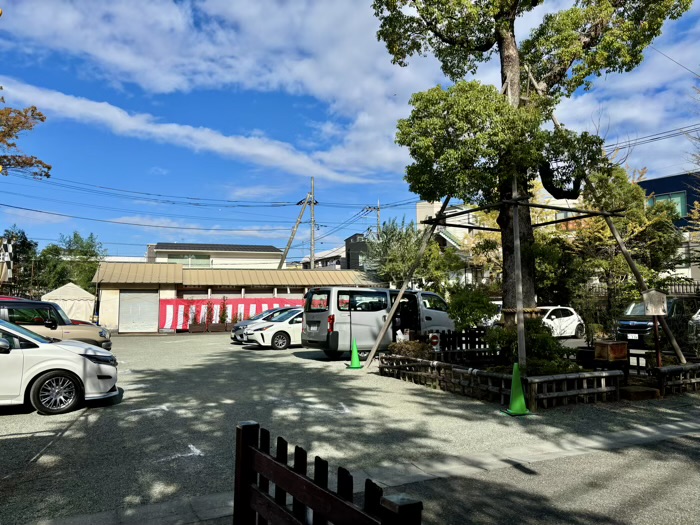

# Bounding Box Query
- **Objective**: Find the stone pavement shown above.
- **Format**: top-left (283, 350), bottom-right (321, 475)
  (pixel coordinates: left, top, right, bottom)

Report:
top-left (33, 419), bottom-right (700, 525)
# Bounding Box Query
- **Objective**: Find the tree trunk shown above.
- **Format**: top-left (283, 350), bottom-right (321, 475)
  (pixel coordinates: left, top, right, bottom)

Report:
top-left (496, 22), bottom-right (538, 322)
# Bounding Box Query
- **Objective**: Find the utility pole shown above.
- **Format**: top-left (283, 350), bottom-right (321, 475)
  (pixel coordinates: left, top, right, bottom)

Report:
top-left (310, 177), bottom-right (316, 269)
top-left (277, 194), bottom-right (310, 270)
top-left (364, 200), bottom-right (381, 238)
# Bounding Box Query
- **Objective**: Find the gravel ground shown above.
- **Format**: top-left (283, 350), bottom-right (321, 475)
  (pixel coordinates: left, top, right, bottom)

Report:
top-left (386, 436), bottom-right (700, 525)
top-left (2, 333), bottom-right (699, 524)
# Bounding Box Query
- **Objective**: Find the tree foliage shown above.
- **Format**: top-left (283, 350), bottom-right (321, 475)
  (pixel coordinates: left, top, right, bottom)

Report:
top-left (374, 0), bottom-right (691, 318)
top-left (0, 87), bottom-right (51, 178)
top-left (1, 225), bottom-right (38, 296)
top-left (447, 283), bottom-right (499, 330)
top-left (366, 218), bottom-right (463, 292)
top-left (38, 232), bottom-right (106, 294)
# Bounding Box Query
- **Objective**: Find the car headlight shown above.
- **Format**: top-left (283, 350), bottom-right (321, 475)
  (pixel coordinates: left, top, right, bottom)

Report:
top-left (83, 354), bottom-right (118, 367)
top-left (99, 328), bottom-right (109, 338)
top-left (254, 324), bottom-right (273, 332)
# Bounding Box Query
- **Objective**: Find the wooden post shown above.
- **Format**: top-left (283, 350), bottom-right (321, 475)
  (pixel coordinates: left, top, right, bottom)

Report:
top-left (603, 216), bottom-right (686, 364)
top-left (364, 197), bottom-right (451, 368)
top-left (233, 421), bottom-right (260, 525)
top-left (380, 494), bottom-right (423, 525)
top-left (512, 176), bottom-right (527, 373)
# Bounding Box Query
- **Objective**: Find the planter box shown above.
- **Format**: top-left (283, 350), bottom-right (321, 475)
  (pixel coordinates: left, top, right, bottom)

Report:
top-left (188, 323), bottom-right (206, 333)
top-left (594, 341), bottom-right (628, 361)
top-left (208, 323), bottom-right (227, 332)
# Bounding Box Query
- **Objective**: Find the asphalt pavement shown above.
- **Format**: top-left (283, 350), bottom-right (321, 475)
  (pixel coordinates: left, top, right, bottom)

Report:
top-left (2, 333), bottom-right (700, 525)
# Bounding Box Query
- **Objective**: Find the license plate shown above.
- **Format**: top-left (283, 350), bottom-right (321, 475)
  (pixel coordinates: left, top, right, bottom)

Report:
top-left (627, 334), bottom-right (639, 340)
top-left (309, 325), bottom-right (318, 332)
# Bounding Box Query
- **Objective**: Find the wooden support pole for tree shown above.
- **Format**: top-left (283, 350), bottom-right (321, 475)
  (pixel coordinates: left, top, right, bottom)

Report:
top-left (364, 197), bottom-right (451, 369)
top-left (604, 215), bottom-right (686, 364)
top-left (512, 176), bottom-right (527, 373)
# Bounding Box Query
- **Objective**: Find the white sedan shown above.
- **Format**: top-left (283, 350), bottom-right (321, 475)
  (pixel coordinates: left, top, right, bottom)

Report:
top-left (244, 308), bottom-right (303, 350)
top-left (0, 319), bottom-right (119, 415)
top-left (538, 306), bottom-right (586, 338)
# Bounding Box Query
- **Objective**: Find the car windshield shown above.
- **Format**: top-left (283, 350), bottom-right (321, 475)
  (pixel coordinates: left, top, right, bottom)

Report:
top-left (271, 309), bottom-right (302, 323)
top-left (53, 304), bottom-right (72, 324)
top-left (0, 319), bottom-right (52, 344)
top-left (623, 299), bottom-right (673, 316)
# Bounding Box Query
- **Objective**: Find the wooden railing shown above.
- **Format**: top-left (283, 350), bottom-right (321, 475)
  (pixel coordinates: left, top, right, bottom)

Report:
top-left (652, 363), bottom-right (700, 395)
top-left (378, 356), bottom-right (625, 412)
top-left (234, 421), bottom-right (423, 525)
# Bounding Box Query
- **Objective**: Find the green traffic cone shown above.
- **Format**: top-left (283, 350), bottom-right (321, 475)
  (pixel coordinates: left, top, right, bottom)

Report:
top-left (347, 338), bottom-right (362, 369)
top-left (502, 363), bottom-right (530, 416)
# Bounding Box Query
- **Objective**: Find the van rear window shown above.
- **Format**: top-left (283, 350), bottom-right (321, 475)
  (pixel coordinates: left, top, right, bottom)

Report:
top-left (338, 291), bottom-right (388, 312)
top-left (306, 291), bottom-right (330, 312)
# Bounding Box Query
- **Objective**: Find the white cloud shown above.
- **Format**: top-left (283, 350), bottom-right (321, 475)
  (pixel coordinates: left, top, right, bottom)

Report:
top-left (0, 77), bottom-right (372, 184)
top-left (2, 208), bottom-right (70, 225)
top-left (1, 0), bottom-right (698, 181)
top-left (149, 166), bottom-right (169, 176)
top-left (111, 215), bottom-right (291, 239)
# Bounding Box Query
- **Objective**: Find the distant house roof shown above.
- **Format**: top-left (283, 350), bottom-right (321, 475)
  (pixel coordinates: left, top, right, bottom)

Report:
top-left (300, 245), bottom-right (345, 263)
top-left (93, 262), bottom-right (378, 287)
top-left (153, 243), bottom-right (282, 254)
top-left (93, 263), bottom-right (183, 284)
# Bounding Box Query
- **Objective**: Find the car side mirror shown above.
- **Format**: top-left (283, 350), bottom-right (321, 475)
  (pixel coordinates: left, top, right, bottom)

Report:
top-left (0, 338), bottom-right (11, 354)
top-left (44, 319), bottom-right (58, 330)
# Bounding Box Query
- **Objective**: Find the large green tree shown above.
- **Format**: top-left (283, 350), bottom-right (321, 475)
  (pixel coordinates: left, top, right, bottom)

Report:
top-left (374, 0), bottom-right (691, 321)
top-left (366, 218), bottom-right (463, 293)
top-left (1, 225), bottom-right (38, 297)
top-left (37, 232), bottom-right (106, 294)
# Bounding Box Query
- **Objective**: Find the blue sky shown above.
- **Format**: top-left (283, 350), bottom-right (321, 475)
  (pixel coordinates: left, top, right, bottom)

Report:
top-left (1, 0), bottom-right (699, 260)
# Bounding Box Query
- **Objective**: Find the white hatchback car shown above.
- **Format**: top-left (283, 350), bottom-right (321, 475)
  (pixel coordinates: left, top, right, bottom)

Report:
top-left (244, 308), bottom-right (303, 349)
top-left (538, 306), bottom-right (586, 338)
top-left (0, 319), bottom-right (119, 415)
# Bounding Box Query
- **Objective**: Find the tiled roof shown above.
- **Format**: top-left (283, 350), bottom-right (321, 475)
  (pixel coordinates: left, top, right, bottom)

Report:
top-left (153, 243), bottom-right (281, 253)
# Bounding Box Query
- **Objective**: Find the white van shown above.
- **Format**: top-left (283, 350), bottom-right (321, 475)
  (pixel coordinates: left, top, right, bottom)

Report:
top-left (301, 287), bottom-right (454, 358)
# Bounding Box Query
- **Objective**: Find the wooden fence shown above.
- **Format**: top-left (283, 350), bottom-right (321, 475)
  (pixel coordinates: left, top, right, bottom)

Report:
top-left (652, 363), bottom-right (700, 395)
top-left (234, 421), bottom-right (423, 525)
top-left (378, 356), bottom-right (624, 412)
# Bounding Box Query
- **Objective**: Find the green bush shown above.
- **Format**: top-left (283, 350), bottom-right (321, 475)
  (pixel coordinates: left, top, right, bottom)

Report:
top-left (484, 318), bottom-right (581, 375)
top-left (447, 283), bottom-right (499, 330)
top-left (388, 340), bottom-right (434, 360)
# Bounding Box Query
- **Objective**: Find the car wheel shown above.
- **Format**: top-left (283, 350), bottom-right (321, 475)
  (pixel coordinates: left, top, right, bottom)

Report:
top-left (575, 324), bottom-right (585, 339)
top-left (30, 371), bottom-right (82, 415)
top-left (271, 332), bottom-right (290, 350)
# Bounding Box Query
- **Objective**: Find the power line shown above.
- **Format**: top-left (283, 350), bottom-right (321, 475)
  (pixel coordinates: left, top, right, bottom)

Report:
top-left (605, 123), bottom-right (700, 151)
top-left (0, 203), bottom-right (291, 232)
top-left (650, 45), bottom-right (700, 78)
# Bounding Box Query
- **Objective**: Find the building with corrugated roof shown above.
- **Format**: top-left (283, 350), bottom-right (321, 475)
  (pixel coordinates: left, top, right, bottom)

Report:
top-left (93, 262), bottom-right (379, 333)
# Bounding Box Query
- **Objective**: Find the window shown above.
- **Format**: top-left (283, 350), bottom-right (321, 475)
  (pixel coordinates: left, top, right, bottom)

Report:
top-left (306, 291), bottom-right (329, 312)
top-left (559, 309), bottom-right (574, 318)
top-left (8, 307), bottom-right (60, 326)
top-left (422, 294), bottom-right (448, 312)
top-left (647, 191), bottom-right (687, 217)
top-left (168, 254), bottom-right (211, 267)
top-left (337, 291), bottom-right (388, 312)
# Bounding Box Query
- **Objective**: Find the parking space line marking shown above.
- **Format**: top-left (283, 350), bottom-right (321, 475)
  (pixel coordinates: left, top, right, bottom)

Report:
top-left (128, 405), bottom-right (169, 413)
top-left (156, 444), bottom-right (204, 462)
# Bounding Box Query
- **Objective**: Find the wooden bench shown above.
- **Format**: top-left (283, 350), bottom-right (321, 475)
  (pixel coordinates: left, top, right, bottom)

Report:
top-left (234, 421), bottom-right (423, 524)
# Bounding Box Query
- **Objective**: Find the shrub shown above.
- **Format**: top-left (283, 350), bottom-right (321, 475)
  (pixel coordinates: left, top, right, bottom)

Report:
top-left (388, 340), bottom-right (434, 360)
top-left (219, 297), bottom-right (229, 324)
top-left (205, 300), bottom-right (214, 326)
top-left (447, 283), bottom-right (499, 330)
top-left (484, 318), bottom-right (580, 375)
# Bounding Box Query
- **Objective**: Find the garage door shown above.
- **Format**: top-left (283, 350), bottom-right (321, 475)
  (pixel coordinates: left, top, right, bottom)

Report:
top-left (119, 291), bottom-right (159, 333)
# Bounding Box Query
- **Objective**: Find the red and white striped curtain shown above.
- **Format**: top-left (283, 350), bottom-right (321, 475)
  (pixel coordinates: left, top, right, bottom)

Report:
top-left (159, 298), bottom-right (304, 330)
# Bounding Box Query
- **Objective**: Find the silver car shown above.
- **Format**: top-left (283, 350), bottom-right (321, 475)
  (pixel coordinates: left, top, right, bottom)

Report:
top-left (230, 307), bottom-right (298, 344)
